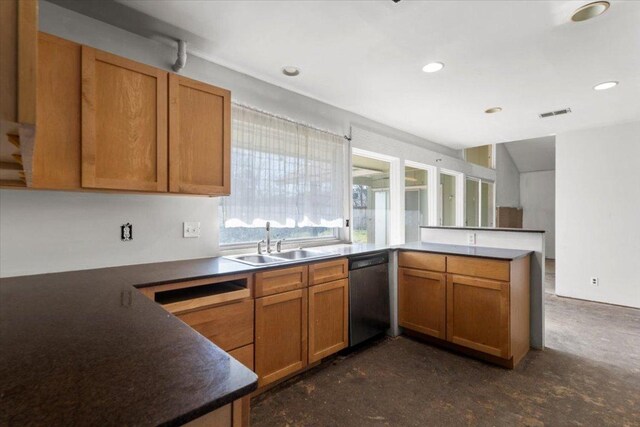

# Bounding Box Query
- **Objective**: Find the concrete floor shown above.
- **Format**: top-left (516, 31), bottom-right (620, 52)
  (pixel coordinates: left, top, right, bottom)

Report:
top-left (251, 261), bottom-right (640, 426)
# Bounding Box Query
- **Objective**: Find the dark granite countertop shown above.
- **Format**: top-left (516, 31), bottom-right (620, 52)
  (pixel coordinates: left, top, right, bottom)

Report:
top-left (420, 225), bottom-right (545, 233)
top-left (0, 266), bottom-right (258, 426)
top-left (396, 242), bottom-right (532, 260)
top-left (0, 241), bottom-right (530, 425)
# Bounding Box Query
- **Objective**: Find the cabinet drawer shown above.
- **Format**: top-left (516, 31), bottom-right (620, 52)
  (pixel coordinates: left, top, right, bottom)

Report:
top-left (255, 265), bottom-right (308, 297)
top-left (309, 258), bottom-right (348, 285)
top-left (398, 251), bottom-right (446, 272)
top-left (447, 256), bottom-right (510, 282)
top-left (228, 344), bottom-right (254, 371)
top-left (178, 299), bottom-right (254, 351)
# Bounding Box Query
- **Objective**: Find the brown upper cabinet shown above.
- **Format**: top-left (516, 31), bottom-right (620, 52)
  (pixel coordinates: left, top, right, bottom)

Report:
top-left (30, 32), bottom-right (232, 196)
top-left (33, 33), bottom-right (81, 189)
top-left (81, 46), bottom-right (168, 192)
top-left (169, 74), bottom-right (231, 195)
top-left (1, 0), bottom-right (37, 125)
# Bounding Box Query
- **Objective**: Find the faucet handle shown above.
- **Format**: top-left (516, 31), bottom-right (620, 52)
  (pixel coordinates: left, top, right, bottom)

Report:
top-left (276, 239), bottom-right (284, 252)
top-left (257, 239), bottom-right (266, 255)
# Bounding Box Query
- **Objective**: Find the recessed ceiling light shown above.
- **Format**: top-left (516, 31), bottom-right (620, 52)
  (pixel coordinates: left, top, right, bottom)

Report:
top-left (593, 81), bottom-right (618, 91)
top-left (422, 62), bottom-right (444, 73)
top-left (571, 1), bottom-right (610, 22)
top-left (485, 107), bottom-right (502, 114)
top-left (282, 66), bottom-right (300, 77)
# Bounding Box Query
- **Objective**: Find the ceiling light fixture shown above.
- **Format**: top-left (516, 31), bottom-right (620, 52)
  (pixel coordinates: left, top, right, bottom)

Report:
top-left (485, 107), bottom-right (502, 114)
top-left (422, 62), bottom-right (444, 73)
top-left (571, 1), bottom-right (610, 22)
top-left (593, 81), bottom-right (618, 90)
top-left (282, 66), bottom-right (300, 77)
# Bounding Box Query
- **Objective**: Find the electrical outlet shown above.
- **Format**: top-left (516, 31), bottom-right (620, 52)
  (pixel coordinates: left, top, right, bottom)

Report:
top-left (591, 277), bottom-right (599, 286)
top-left (121, 223), bottom-right (133, 241)
top-left (467, 233), bottom-right (476, 245)
top-left (183, 222), bottom-right (201, 238)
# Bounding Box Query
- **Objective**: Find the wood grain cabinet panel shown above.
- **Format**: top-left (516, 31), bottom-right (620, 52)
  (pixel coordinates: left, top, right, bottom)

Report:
top-left (32, 32), bottom-right (81, 189)
top-left (398, 251), bottom-right (446, 272)
top-left (446, 274), bottom-right (510, 358)
top-left (228, 344), bottom-right (254, 371)
top-left (308, 278), bottom-right (349, 363)
top-left (0, 0), bottom-right (37, 125)
top-left (178, 299), bottom-right (254, 352)
top-left (447, 256), bottom-right (510, 282)
top-left (309, 258), bottom-right (348, 285)
top-left (398, 268), bottom-right (446, 339)
top-left (169, 74), bottom-right (230, 195)
top-left (255, 289), bottom-right (308, 387)
top-left (254, 265), bottom-right (308, 297)
top-left (81, 46), bottom-right (168, 191)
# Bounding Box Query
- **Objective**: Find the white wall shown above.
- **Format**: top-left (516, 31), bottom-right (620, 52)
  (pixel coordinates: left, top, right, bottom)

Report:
top-left (0, 2), bottom-right (488, 277)
top-left (556, 121), bottom-right (640, 308)
top-left (521, 171), bottom-right (555, 258)
top-left (495, 143), bottom-right (520, 207)
top-left (0, 191), bottom-right (220, 276)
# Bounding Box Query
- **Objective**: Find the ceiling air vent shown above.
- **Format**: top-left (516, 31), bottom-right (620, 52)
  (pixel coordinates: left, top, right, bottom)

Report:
top-left (539, 108), bottom-right (572, 118)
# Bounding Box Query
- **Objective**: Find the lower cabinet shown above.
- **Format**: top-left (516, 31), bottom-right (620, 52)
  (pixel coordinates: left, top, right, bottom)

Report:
top-left (255, 288), bottom-right (308, 387)
top-left (398, 268), bottom-right (446, 339)
top-left (447, 274), bottom-right (510, 358)
top-left (184, 398), bottom-right (249, 427)
top-left (308, 278), bottom-right (349, 363)
top-left (398, 251), bottom-right (530, 368)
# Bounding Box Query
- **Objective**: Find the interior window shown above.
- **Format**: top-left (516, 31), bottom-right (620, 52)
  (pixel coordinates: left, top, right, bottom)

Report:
top-left (464, 144), bottom-right (494, 169)
top-left (352, 154), bottom-right (390, 245)
top-left (465, 178), bottom-right (480, 227)
top-left (405, 166), bottom-right (429, 243)
top-left (440, 173), bottom-right (457, 226)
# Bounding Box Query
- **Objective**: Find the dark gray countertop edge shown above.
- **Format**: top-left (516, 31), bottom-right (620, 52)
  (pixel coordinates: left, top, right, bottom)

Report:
top-left (420, 226), bottom-right (546, 233)
top-left (161, 382), bottom-right (257, 427)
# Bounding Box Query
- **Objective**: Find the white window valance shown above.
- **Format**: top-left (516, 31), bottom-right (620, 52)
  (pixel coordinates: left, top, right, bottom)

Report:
top-left (221, 105), bottom-right (347, 228)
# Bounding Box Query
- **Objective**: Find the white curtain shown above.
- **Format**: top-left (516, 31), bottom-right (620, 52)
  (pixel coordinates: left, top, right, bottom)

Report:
top-left (222, 105), bottom-right (347, 228)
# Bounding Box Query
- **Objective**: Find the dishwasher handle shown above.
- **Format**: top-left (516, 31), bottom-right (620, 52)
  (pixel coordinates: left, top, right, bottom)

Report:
top-left (349, 252), bottom-right (389, 270)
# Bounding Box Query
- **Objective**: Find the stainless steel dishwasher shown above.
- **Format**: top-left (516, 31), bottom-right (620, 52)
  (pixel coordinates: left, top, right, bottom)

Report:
top-left (348, 252), bottom-right (390, 347)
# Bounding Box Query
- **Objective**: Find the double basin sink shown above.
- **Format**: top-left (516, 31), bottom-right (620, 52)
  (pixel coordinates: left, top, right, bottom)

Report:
top-left (228, 249), bottom-right (336, 266)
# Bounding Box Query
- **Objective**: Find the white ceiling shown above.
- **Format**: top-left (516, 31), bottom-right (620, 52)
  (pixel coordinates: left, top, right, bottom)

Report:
top-left (107, 1), bottom-right (640, 149)
top-left (504, 136), bottom-right (556, 173)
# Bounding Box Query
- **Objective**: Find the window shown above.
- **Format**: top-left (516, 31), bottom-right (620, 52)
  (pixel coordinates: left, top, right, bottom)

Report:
top-left (464, 177), bottom-right (495, 228)
top-left (440, 172), bottom-right (458, 226)
top-left (405, 166), bottom-right (429, 242)
top-left (352, 153), bottom-right (390, 245)
top-left (465, 177), bottom-right (480, 227)
top-left (464, 144), bottom-right (494, 169)
top-left (219, 105), bottom-right (347, 246)
top-left (481, 181), bottom-right (495, 227)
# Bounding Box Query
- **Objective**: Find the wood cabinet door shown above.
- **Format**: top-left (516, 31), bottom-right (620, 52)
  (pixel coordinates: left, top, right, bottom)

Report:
top-left (81, 46), bottom-right (167, 191)
top-left (254, 265), bottom-right (308, 298)
top-left (308, 278), bottom-right (349, 363)
top-left (169, 74), bottom-right (230, 195)
top-left (398, 268), bottom-right (446, 339)
top-left (309, 258), bottom-right (348, 285)
top-left (446, 274), bottom-right (510, 358)
top-left (33, 32), bottom-right (81, 190)
top-left (255, 289), bottom-right (308, 387)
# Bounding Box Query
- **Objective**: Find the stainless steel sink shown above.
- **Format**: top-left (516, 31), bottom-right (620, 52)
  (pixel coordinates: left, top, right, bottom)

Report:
top-left (227, 249), bottom-right (336, 266)
top-left (229, 254), bottom-right (285, 266)
top-left (271, 249), bottom-right (331, 260)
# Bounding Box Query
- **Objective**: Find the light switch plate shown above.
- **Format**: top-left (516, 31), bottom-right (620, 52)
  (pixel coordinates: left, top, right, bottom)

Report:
top-left (467, 233), bottom-right (476, 245)
top-left (183, 222), bottom-right (201, 238)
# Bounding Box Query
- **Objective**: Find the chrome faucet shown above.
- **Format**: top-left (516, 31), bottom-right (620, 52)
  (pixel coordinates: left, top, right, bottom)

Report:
top-left (257, 221), bottom-right (283, 254)
top-left (265, 221), bottom-right (272, 253)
